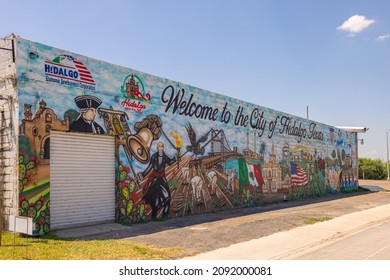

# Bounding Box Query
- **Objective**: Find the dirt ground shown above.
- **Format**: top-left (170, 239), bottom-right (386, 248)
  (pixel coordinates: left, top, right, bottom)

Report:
top-left (360, 179), bottom-right (390, 190)
top-left (80, 180), bottom-right (390, 259)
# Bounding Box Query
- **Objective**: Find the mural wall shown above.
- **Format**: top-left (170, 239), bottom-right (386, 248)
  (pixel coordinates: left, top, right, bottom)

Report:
top-left (15, 37), bottom-right (358, 234)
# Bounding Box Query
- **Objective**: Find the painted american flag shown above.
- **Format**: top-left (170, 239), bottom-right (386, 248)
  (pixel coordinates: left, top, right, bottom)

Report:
top-left (61, 54), bottom-right (95, 85)
top-left (73, 58), bottom-right (95, 85)
top-left (291, 163), bottom-right (308, 187)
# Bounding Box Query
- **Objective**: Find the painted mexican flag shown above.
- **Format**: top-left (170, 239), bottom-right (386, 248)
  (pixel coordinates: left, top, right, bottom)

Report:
top-left (238, 158), bottom-right (265, 191)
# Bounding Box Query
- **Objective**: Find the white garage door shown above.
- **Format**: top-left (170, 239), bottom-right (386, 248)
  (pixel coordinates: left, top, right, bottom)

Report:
top-left (50, 131), bottom-right (115, 230)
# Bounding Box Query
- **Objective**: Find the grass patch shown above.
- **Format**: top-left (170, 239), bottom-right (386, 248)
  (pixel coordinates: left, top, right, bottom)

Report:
top-left (341, 187), bottom-right (370, 193)
top-left (0, 232), bottom-right (184, 260)
top-left (356, 186), bottom-right (371, 192)
top-left (302, 216), bottom-right (333, 225)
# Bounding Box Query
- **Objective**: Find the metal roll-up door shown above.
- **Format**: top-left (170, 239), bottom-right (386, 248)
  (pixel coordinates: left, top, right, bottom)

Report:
top-left (50, 131), bottom-right (115, 230)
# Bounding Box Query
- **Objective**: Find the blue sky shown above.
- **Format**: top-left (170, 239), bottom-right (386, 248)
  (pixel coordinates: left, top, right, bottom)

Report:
top-left (2, 0), bottom-right (390, 160)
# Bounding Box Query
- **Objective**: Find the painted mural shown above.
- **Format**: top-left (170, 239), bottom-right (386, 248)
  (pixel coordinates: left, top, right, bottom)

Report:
top-left (15, 38), bottom-right (358, 234)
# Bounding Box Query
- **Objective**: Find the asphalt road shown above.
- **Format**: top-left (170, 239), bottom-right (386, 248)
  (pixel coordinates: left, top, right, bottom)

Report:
top-left (294, 219), bottom-right (390, 260)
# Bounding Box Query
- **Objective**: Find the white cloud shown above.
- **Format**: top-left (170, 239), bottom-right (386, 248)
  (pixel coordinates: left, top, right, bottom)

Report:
top-left (337, 15), bottom-right (375, 35)
top-left (376, 34), bottom-right (390, 42)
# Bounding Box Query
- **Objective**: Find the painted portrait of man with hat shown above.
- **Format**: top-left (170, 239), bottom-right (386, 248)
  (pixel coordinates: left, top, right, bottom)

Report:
top-left (69, 95), bottom-right (105, 134)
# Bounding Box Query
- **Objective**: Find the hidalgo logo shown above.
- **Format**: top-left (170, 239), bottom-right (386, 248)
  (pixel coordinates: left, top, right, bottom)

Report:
top-left (120, 74), bottom-right (150, 114)
top-left (44, 54), bottom-right (96, 91)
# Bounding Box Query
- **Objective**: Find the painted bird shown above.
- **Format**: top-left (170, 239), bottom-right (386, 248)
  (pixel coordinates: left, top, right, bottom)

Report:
top-left (185, 123), bottom-right (208, 156)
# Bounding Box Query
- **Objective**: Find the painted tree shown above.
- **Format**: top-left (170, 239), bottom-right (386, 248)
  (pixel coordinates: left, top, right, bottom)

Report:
top-left (331, 150), bottom-right (336, 160)
top-left (260, 142), bottom-right (266, 157)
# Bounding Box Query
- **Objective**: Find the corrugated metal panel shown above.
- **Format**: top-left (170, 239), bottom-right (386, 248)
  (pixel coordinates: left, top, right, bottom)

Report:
top-left (50, 131), bottom-right (115, 230)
